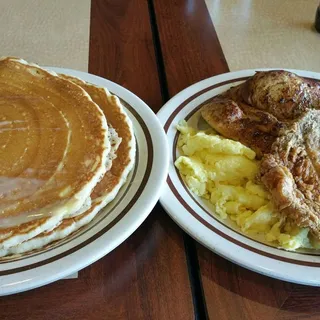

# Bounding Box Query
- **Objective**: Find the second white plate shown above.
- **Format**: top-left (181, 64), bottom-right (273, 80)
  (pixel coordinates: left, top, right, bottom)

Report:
top-left (157, 68), bottom-right (320, 286)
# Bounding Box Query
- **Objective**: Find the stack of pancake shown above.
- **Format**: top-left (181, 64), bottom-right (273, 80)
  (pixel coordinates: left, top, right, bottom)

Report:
top-left (0, 57), bottom-right (135, 258)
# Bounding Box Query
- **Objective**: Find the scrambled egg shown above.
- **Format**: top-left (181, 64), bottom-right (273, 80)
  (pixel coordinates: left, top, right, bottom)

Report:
top-left (175, 120), bottom-right (315, 251)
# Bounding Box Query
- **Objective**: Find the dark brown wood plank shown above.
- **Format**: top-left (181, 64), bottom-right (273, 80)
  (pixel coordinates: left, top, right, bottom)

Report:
top-left (0, 1), bottom-right (194, 319)
top-left (89, 0), bottom-right (162, 111)
top-left (153, 0), bottom-right (228, 97)
top-left (153, 0), bottom-right (320, 319)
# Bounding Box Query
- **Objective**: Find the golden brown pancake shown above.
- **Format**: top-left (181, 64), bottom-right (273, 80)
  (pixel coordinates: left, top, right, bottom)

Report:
top-left (0, 58), bottom-right (110, 249)
top-left (0, 76), bottom-right (135, 257)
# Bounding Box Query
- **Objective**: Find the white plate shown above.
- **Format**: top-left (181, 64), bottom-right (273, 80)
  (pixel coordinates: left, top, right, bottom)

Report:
top-left (157, 68), bottom-right (320, 286)
top-left (0, 68), bottom-right (169, 296)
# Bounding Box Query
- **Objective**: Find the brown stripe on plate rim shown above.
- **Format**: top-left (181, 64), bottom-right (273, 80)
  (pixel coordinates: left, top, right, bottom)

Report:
top-left (165, 76), bottom-right (320, 267)
top-left (0, 101), bottom-right (154, 275)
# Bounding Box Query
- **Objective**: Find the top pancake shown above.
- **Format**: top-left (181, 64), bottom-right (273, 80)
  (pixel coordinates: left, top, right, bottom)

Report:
top-left (0, 75), bottom-right (136, 257)
top-left (0, 58), bottom-right (110, 248)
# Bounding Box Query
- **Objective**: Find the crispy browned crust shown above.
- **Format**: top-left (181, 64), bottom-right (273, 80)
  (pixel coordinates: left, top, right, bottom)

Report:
top-left (240, 71), bottom-right (320, 120)
top-left (261, 110), bottom-right (320, 237)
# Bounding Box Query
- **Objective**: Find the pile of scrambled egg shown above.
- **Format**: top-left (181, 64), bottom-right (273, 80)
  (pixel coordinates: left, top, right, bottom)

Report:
top-left (175, 121), bottom-right (318, 251)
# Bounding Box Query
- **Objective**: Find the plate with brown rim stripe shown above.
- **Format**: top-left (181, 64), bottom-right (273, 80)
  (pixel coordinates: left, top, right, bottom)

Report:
top-left (0, 68), bottom-right (169, 296)
top-left (157, 68), bottom-right (320, 286)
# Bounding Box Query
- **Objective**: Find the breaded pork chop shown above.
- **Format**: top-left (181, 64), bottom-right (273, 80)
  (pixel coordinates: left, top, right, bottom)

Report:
top-left (240, 70), bottom-right (320, 121)
top-left (260, 110), bottom-right (320, 237)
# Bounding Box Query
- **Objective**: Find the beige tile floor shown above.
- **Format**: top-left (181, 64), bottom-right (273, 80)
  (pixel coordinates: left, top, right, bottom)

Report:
top-left (0, 0), bottom-right (90, 71)
top-left (205, 0), bottom-right (320, 72)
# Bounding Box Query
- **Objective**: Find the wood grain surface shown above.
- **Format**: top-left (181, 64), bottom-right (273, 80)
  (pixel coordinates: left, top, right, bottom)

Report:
top-left (0, 1), bottom-right (194, 319)
top-left (152, 0), bottom-right (227, 96)
top-left (152, 0), bottom-right (320, 319)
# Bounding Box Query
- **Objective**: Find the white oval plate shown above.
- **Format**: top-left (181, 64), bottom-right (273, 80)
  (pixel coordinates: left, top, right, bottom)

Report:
top-left (0, 68), bottom-right (169, 296)
top-left (157, 68), bottom-right (320, 286)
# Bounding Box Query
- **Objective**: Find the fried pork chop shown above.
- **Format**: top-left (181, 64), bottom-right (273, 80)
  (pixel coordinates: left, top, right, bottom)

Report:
top-left (201, 70), bottom-right (320, 238)
top-left (260, 110), bottom-right (320, 237)
top-left (201, 85), bottom-right (286, 158)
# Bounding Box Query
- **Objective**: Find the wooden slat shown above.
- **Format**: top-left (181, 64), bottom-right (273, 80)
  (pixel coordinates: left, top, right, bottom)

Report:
top-left (152, 0), bottom-right (228, 97)
top-left (89, 0), bottom-right (162, 110)
top-left (153, 0), bottom-right (320, 319)
top-left (0, 1), bottom-right (194, 319)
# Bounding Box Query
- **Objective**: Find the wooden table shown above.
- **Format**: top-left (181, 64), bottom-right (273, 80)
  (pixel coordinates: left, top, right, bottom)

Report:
top-left (1, 1), bottom-right (320, 319)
